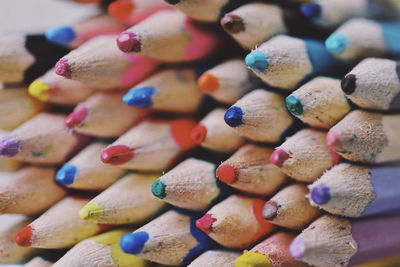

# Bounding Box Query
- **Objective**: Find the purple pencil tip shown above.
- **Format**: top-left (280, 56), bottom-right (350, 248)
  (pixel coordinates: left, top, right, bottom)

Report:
top-left (0, 136), bottom-right (20, 157)
top-left (311, 184), bottom-right (331, 205)
top-left (289, 238), bottom-right (305, 259)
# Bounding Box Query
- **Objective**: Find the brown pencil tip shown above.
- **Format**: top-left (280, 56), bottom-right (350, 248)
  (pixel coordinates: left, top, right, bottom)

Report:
top-left (262, 201), bottom-right (278, 220)
top-left (221, 14), bottom-right (245, 34)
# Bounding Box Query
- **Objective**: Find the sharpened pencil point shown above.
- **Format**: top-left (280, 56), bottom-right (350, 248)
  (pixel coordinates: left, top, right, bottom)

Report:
top-left (196, 213), bottom-right (216, 234)
top-left (190, 124), bottom-right (207, 144)
top-left (123, 87), bottom-right (155, 107)
top-left (224, 106), bottom-right (243, 127)
top-left (220, 14), bottom-right (245, 34)
top-left (151, 179), bottom-right (166, 199)
top-left (45, 26), bottom-right (76, 46)
top-left (235, 252), bottom-right (272, 267)
top-left (341, 74), bottom-right (357, 94)
top-left (56, 164), bottom-right (78, 186)
top-left (65, 107), bottom-right (88, 129)
top-left (300, 2), bottom-right (322, 18)
top-left (101, 145), bottom-right (135, 165)
top-left (120, 232), bottom-right (149, 254)
top-left (117, 32), bottom-right (141, 53)
top-left (262, 201), bottom-right (278, 219)
top-left (28, 80), bottom-right (50, 101)
top-left (269, 149), bottom-right (289, 168)
top-left (14, 225), bottom-right (33, 247)
top-left (108, 0), bottom-right (134, 21)
top-left (289, 238), bottom-right (305, 259)
top-left (286, 95), bottom-right (304, 116)
top-left (0, 136), bottom-right (19, 157)
top-left (216, 164), bottom-right (236, 184)
top-left (311, 184), bottom-right (331, 204)
top-left (325, 33), bottom-right (348, 54)
top-left (55, 59), bottom-right (72, 78)
top-left (245, 50), bottom-right (268, 72)
top-left (197, 72), bottom-right (220, 93)
top-left (325, 130), bottom-right (341, 150)
top-left (79, 202), bottom-right (103, 222)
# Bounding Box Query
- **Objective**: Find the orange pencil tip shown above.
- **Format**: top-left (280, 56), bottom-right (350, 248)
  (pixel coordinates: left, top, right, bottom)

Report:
top-left (197, 72), bottom-right (220, 93)
top-left (190, 124), bottom-right (207, 145)
top-left (169, 119), bottom-right (198, 150)
top-left (101, 145), bottom-right (134, 165)
top-left (269, 148), bottom-right (289, 168)
top-left (14, 225), bottom-right (33, 247)
top-left (108, 0), bottom-right (135, 21)
top-left (216, 164), bottom-right (236, 184)
top-left (196, 213), bottom-right (216, 234)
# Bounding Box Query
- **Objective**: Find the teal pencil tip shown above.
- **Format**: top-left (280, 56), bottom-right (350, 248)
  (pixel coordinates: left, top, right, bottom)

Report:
top-left (245, 50), bottom-right (268, 72)
top-left (151, 179), bottom-right (166, 199)
top-left (325, 33), bottom-right (348, 54)
top-left (286, 95), bottom-right (304, 116)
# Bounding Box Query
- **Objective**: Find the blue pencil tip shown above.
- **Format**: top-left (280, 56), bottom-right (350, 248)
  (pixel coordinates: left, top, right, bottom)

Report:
top-left (301, 2), bottom-right (321, 18)
top-left (224, 106), bottom-right (244, 127)
top-left (45, 26), bottom-right (76, 46)
top-left (325, 33), bottom-right (348, 54)
top-left (55, 164), bottom-right (78, 186)
top-left (123, 87), bottom-right (155, 108)
top-left (120, 232), bottom-right (149, 254)
top-left (245, 50), bottom-right (268, 72)
top-left (311, 184), bottom-right (331, 204)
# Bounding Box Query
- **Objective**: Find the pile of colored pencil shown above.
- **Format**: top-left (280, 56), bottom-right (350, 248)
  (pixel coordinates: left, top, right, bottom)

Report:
top-left (1, 0), bottom-right (400, 266)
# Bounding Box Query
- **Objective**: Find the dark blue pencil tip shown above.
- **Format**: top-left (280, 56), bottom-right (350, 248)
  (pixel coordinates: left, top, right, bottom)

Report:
top-left (120, 232), bottom-right (149, 254)
top-left (55, 164), bottom-right (78, 186)
top-left (301, 2), bottom-right (321, 18)
top-left (224, 106), bottom-right (244, 127)
top-left (311, 184), bottom-right (331, 204)
top-left (123, 87), bottom-right (155, 108)
top-left (325, 33), bottom-right (348, 54)
top-left (245, 50), bottom-right (268, 72)
top-left (45, 26), bottom-right (76, 46)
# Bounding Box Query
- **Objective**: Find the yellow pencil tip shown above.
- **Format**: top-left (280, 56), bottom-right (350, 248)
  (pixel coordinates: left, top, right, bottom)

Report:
top-left (28, 80), bottom-right (50, 102)
top-left (79, 202), bottom-right (103, 222)
top-left (235, 252), bottom-right (272, 267)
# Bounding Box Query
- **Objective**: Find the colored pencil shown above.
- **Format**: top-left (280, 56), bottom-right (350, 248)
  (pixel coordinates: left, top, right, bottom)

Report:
top-left (270, 129), bottom-right (340, 182)
top-left (0, 113), bottom-right (90, 164)
top-left (79, 173), bottom-right (164, 224)
top-left (300, 0), bottom-right (400, 29)
top-left (355, 254), bottom-right (400, 267)
top-left (262, 184), bottom-right (319, 230)
top-left (197, 59), bottom-right (259, 104)
top-left (0, 89), bottom-right (44, 131)
top-left (101, 119), bottom-right (197, 170)
top-left (309, 163), bottom-right (400, 217)
top-left (119, 209), bottom-right (217, 265)
top-left (53, 229), bottom-right (148, 267)
top-left (116, 10), bottom-right (220, 62)
top-left (341, 57), bottom-right (400, 110)
top-left (45, 14), bottom-right (125, 47)
top-left (28, 68), bottom-right (95, 105)
top-left (289, 214), bottom-right (400, 266)
top-left (245, 35), bottom-right (338, 90)
top-left (286, 76), bottom-right (351, 129)
top-left (327, 110), bottom-right (400, 163)
top-left (196, 195), bottom-right (275, 249)
top-left (151, 158), bottom-right (221, 210)
top-left (123, 68), bottom-right (206, 113)
top-left (191, 108), bottom-right (245, 153)
top-left (220, 3), bottom-right (287, 50)
top-left (188, 250), bottom-right (240, 267)
top-left (0, 166), bottom-right (66, 215)
top-left (235, 232), bottom-right (311, 267)
top-left (56, 142), bottom-right (126, 190)
top-left (55, 35), bottom-right (159, 90)
top-left (224, 89), bottom-right (295, 143)
top-left (0, 130), bottom-right (22, 172)
top-left (108, 0), bottom-right (171, 25)
top-left (0, 33), bottom-right (69, 84)
top-left (325, 18), bottom-right (400, 62)
top-left (216, 144), bottom-right (288, 195)
top-left (66, 92), bottom-right (145, 138)
top-left (0, 215), bottom-right (37, 264)
top-left (14, 196), bottom-right (107, 249)
top-left (24, 257), bottom-right (52, 267)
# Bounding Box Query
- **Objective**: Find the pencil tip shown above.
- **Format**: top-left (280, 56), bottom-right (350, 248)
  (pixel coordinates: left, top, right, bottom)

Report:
top-left (341, 74), bottom-right (357, 95)
top-left (14, 225), bottom-right (33, 247)
top-left (190, 124), bottom-right (207, 144)
top-left (101, 145), bottom-right (135, 165)
top-left (120, 232), bottom-right (149, 254)
top-left (289, 238), bottom-right (305, 259)
top-left (56, 164), bottom-right (78, 186)
top-left (224, 106), bottom-right (243, 127)
top-left (28, 80), bottom-right (50, 102)
top-left (310, 184), bottom-right (331, 204)
top-left (269, 149), bottom-right (289, 168)
top-left (123, 87), bottom-right (155, 107)
top-left (300, 2), bottom-right (321, 18)
top-left (197, 72), bottom-right (220, 93)
top-left (55, 59), bottom-right (72, 78)
top-left (262, 200), bottom-right (278, 220)
top-left (325, 33), bottom-right (348, 54)
top-left (235, 252), bottom-right (272, 267)
top-left (65, 107), bottom-right (88, 129)
top-left (117, 32), bottom-right (141, 53)
top-left (286, 95), bottom-right (304, 116)
top-left (220, 14), bottom-right (245, 34)
top-left (79, 202), bottom-right (103, 221)
top-left (151, 179), bottom-right (166, 199)
top-left (216, 164), bottom-right (236, 184)
top-left (196, 213), bottom-right (216, 234)
top-left (164, 0), bottom-right (180, 4)
top-left (108, 0), bottom-right (134, 21)
top-left (325, 130), bottom-right (341, 150)
top-left (245, 50), bottom-right (268, 72)
top-left (45, 26), bottom-right (76, 46)
top-left (0, 136), bottom-right (19, 157)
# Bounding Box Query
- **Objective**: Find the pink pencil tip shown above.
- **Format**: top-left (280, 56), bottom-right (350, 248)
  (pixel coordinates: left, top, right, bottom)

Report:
top-left (101, 145), bottom-right (134, 166)
top-left (269, 148), bottom-right (289, 168)
top-left (196, 213), bottom-right (216, 234)
top-left (326, 130), bottom-right (341, 150)
top-left (55, 59), bottom-right (72, 78)
top-left (117, 32), bottom-right (141, 53)
top-left (65, 106), bottom-right (88, 129)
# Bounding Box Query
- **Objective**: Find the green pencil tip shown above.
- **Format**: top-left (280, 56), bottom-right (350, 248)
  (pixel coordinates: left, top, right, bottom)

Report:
top-left (151, 179), bottom-right (166, 199)
top-left (286, 95), bottom-right (304, 116)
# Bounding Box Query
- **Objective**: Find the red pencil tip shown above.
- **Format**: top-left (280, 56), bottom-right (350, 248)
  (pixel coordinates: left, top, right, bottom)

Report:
top-left (101, 145), bottom-right (134, 165)
top-left (197, 72), bottom-right (220, 93)
top-left (326, 130), bottom-right (341, 150)
top-left (329, 149), bottom-right (341, 165)
top-left (190, 124), bottom-right (207, 145)
top-left (55, 59), bottom-right (72, 78)
top-left (108, 0), bottom-right (134, 21)
top-left (269, 148), bottom-right (289, 168)
top-left (196, 213), bottom-right (216, 234)
top-left (65, 106), bottom-right (88, 129)
top-left (216, 164), bottom-right (236, 184)
top-left (117, 32), bottom-right (141, 53)
top-left (14, 225), bottom-right (33, 247)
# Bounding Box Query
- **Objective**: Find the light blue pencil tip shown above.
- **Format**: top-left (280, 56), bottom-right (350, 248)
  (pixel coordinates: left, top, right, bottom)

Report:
top-left (245, 50), bottom-right (268, 72)
top-left (45, 26), bottom-right (76, 46)
top-left (120, 232), bottom-right (149, 254)
top-left (123, 87), bottom-right (155, 108)
top-left (55, 164), bottom-right (78, 186)
top-left (325, 33), bottom-right (348, 54)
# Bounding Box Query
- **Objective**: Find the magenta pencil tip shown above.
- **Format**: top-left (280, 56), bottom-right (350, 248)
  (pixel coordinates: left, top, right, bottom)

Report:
top-left (117, 32), bottom-right (141, 53)
top-left (55, 59), bottom-right (72, 78)
top-left (0, 136), bottom-right (20, 157)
